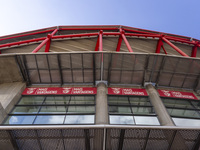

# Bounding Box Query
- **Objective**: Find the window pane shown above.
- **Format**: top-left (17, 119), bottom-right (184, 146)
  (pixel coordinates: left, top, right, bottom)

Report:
top-left (167, 108), bottom-right (200, 118)
top-left (129, 97), bottom-right (151, 106)
top-left (162, 98), bottom-right (193, 109)
top-left (109, 106), bottom-right (132, 114)
top-left (39, 106), bottom-right (67, 114)
top-left (110, 115), bottom-right (135, 124)
top-left (67, 106), bottom-right (95, 113)
top-left (69, 96), bottom-right (95, 104)
top-left (4, 115), bottom-right (35, 124)
top-left (64, 115), bottom-right (94, 124)
top-left (108, 96), bottom-right (129, 105)
top-left (18, 96), bottom-right (45, 105)
top-left (135, 116), bottom-right (160, 125)
top-left (44, 96), bottom-right (70, 105)
top-left (11, 106), bottom-right (40, 114)
top-left (131, 107), bottom-right (155, 115)
top-left (191, 101), bottom-right (200, 109)
top-left (173, 118), bottom-right (200, 126)
top-left (34, 115), bottom-right (65, 124)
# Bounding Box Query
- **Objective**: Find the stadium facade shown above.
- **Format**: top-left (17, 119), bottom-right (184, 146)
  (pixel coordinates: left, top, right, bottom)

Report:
top-left (0, 25), bottom-right (200, 150)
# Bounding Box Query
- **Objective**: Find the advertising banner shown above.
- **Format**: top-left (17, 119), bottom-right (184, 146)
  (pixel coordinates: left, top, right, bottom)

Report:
top-left (108, 88), bottom-right (148, 96)
top-left (158, 89), bottom-right (198, 100)
top-left (22, 87), bottom-right (97, 95)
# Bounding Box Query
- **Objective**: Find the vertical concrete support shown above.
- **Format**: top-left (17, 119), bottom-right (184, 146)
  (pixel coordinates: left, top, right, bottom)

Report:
top-left (146, 84), bottom-right (175, 126)
top-left (0, 82), bottom-right (26, 123)
top-left (95, 82), bottom-right (109, 124)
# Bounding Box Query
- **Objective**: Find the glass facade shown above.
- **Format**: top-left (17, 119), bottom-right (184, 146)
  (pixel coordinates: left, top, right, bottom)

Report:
top-left (4, 96), bottom-right (95, 125)
top-left (162, 98), bottom-right (200, 126)
top-left (108, 96), bottom-right (160, 125)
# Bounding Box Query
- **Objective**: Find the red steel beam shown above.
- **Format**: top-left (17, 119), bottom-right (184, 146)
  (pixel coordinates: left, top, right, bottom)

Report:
top-left (116, 35), bottom-right (122, 52)
top-left (52, 33), bottom-right (98, 39)
top-left (162, 37), bottom-right (189, 57)
top-left (0, 37), bottom-right (46, 48)
top-left (0, 29), bottom-right (54, 41)
top-left (191, 45), bottom-right (198, 57)
top-left (156, 38), bottom-right (163, 53)
top-left (59, 27), bottom-right (118, 31)
top-left (120, 29), bottom-right (133, 53)
top-left (165, 36), bottom-right (195, 45)
top-left (95, 36), bottom-right (99, 51)
top-left (161, 45), bottom-right (167, 54)
top-left (125, 33), bottom-right (160, 38)
top-left (44, 29), bottom-right (58, 52)
top-left (99, 30), bottom-right (103, 51)
top-left (32, 38), bottom-right (49, 53)
top-left (123, 28), bottom-right (155, 34)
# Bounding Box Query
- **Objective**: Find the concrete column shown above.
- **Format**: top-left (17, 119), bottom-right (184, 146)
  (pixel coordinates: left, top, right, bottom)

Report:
top-left (146, 84), bottom-right (175, 126)
top-left (0, 82), bottom-right (26, 123)
top-left (95, 82), bottom-right (109, 124)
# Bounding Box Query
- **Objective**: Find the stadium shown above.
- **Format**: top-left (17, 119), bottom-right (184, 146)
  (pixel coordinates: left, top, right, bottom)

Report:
top-left (0, 25), bottom-right (200, 149)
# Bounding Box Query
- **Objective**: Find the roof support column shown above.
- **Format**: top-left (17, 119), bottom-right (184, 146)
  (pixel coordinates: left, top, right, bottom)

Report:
top-left (120, 29), bottom-right (133, 53)
top-left (32, 28), bottom-right (58, 53)
top-left (155, 38), bottom-right (163, 53)
top-left (161, 37), bottom-right (189, 57)
top-left (95, 82), bottom-right (108, 124)
top-left (145, 83), bottom-right (175, 126)
top-left (191, 43), bottom-right (198, 57)
top-left (99, 30), bottom-right (103, 52)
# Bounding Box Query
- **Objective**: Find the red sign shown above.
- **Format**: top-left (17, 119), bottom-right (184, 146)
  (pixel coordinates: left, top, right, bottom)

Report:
top-left (108, 88), bottom-right (148, 96)
top-left (158, 89), bottom-right (198, 100)
top-left (22, 87), bottom-right (97, 95)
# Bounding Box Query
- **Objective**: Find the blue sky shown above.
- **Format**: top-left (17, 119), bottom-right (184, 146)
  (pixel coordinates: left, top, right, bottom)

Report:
top-left (0, 0), bottom-right (200, 39)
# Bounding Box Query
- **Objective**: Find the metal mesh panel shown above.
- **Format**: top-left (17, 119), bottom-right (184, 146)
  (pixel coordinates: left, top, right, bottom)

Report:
top-left (50, 70), bottom-right (61, 83)
top-left (62, 70), bottom-right (73, 83)
top-left (170, 74), bottom-right (185, 87)
top-left (0, 128), bottom-right (199, 150)
top-left (29, 70), bottom-right (40, 83)
top-left (25, 55), bottom-right (37, 69)
top-left (16, 139), bottom-right (41, 150)
top-left (11, 52), bottom-right (200, 90)
top-left (48, 55), bottom-right (59, 69)
top-left (36, 55), bottom-right (48, 69)
top-left (60, 54), bottom-right (71, 69)
top-left (39, 70), bottom-right (51, 83)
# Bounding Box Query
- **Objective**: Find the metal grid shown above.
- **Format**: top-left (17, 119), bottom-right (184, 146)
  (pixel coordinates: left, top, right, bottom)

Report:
top-left (1, 52), bottom-right (200, 90)
top-left (0, 127), bottom-right (200, 150)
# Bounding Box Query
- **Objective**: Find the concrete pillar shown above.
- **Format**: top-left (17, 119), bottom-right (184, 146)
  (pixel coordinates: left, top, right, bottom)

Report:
top-left (146, 84), bottom-right (175, 126)
top-left (0, 82), bottom-right (26, 123)
top-left (95, 82), bottom-right (108, 124)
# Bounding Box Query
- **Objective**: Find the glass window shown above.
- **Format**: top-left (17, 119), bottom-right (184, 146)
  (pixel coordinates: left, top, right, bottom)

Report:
top-left (172, 118), bottom-right (200, 127)
top-left (135, 116), bottom-right (160, 125)
top-left (34, 115), bottom-right (65, 124)
top-left (161, 97), bottom-right (200, 126)
top-left (109, 115), bottom-right (134, 125)
top-left (18, 96), bottom-right (45, 105)
top-left (64, 115), bottom-right (94, 124)
top-left (11, 106), bottom-right (40, 114)
top-left (108, 96), bottom-right (159, 125)
top-left (4, 95), bottom-right (95, 125)
top-left (4, 115), bottom-right (36, 124)
top-left (69, 96), bottom-right (95, 104)
top-left (39, 106), bottom-right (67, 114)
top-left (44, 96), bottom-right (70, 105)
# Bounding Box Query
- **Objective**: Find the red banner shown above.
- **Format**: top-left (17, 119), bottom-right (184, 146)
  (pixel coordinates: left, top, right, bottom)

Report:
top-left (108, 88), bottom-right (148, 96)
top-left (22, 87), bottom-right (97, 95)
top-left (158, 89), bottom-right (198, 100)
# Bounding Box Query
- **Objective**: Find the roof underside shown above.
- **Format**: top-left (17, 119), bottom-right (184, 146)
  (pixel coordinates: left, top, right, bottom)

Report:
top-left (1, 52), bottom-right (200, 92)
